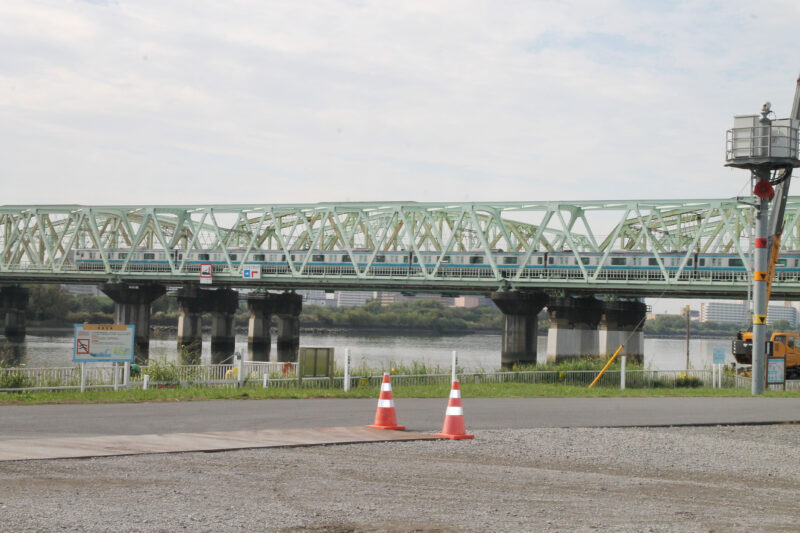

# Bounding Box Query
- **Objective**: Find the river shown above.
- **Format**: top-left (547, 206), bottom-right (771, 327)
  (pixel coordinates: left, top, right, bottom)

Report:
top-left (1, 329), bottom-right (732, 371)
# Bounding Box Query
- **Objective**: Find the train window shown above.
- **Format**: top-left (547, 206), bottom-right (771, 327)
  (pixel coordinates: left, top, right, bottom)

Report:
top-left (312, 254), bottom-right (325, 262)
top-left (503, 256), bottom-right (517, 265)
top-left (229, 254), bottom-right (237, 261)
top-left (649, 258), bottom-right (658, 266)
top-left (118, 252), bottom-right (127, 259)
top-left (198, 253), bottom-right (210, 261)
top-left (580, 257), bottom-right (590, 265)
top-left (610, 258), bottom-right (626, 266)
top-left (548, 257), bottom-right (554, 265)
top-left (441, 255), bottom-right (451, 263)
top-left (537, 257), bottom-right (543, 265)
top-left (291, 255), bottom-right (296, 261)
top-left (375, 255), bottom-right (386, 263)
top-left (469, 256), bottom-right (484, 264)
top-left (178, 253), bottom-right (183, 260)
top-left (686, 259), bottom-right (692, 266)
top-left (341, 254), bottom-right (351, 263)
top-left (776, 259), bottom-right (787, 267)
top-left (698, 258), bottom-right (705, 266)
top-left (254, 254), bottom-right (265, 261)
top-left (143, 253), bottom-right (155, 260)
top-left (729, 258), bottom-right (744, 267)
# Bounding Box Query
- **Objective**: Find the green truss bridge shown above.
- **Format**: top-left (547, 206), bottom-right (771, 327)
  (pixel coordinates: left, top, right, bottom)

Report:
top-left (1, 199), bottom-right (798, 299)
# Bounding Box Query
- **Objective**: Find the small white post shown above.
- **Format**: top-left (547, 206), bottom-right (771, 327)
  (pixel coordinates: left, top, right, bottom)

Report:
top-left (80, 362), bottom-right (86, 393)
top-left (718, 364), bottom-right (723, 389)
top-left (344, 348), bottom-right (351, 392)
top-left (620, 355), bottom-right (626, 390)
top-left (113, 362), bottom-right (119, 391)
top-left (451, 350), bottom-right (457, 383)
top-left (143, 374), bottom-right (150, 390)
top-left (712, 364), bottom-right (717, 389)
top-left (123, 361), bottom-right (130, 387)
top-left (262, 374), bottom-right (269, 388)
top-left (236, 354), bottom-right (243, 388)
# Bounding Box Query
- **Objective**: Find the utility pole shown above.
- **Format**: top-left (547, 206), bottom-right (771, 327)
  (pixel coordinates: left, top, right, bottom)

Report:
top-left (685, 305), bottom-right (691, 371)
top-left (725, 75), bottom-right (800, 394)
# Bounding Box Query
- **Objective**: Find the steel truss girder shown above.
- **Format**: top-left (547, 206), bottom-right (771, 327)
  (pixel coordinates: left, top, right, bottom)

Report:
top-left (2, 199), bottom-right (800, 296)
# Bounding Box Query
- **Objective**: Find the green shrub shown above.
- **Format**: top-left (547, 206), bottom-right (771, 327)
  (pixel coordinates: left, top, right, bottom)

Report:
top-left (142, 357), bottom-right (180, 385)
top-left (0, 370), bottom-right (32, 390)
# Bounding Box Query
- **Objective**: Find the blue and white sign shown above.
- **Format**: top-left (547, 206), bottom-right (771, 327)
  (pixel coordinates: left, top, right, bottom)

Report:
top-left (767, 357), bottom-right (785, 385)
top-left (712, 348), bottom-right (726, 365)
top-left (242, 264), bottom-right (262, 280)
top-left (73, 324), bottom-right (135, 363)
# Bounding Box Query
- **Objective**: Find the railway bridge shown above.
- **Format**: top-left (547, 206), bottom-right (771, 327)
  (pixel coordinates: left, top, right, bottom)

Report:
top-left (3, 199), bottom-right (800, 366)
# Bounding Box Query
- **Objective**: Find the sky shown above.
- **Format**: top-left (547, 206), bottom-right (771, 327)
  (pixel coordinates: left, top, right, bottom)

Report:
top-left (3, 1), bottom-right (800, 316)
top-left (2, 0), bottom-right (799, 207)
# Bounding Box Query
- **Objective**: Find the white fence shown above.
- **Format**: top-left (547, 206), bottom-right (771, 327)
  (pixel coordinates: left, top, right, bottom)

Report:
top-left (2, 363), bottom-right (794, 392)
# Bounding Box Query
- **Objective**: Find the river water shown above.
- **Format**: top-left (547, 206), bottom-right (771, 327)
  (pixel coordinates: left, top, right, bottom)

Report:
top-left (1, 329), bottom-right (732, 371)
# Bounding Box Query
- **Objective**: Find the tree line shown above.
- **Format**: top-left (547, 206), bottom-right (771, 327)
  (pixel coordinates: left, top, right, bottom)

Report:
top-left (17, 285), bottom-right (799, 337)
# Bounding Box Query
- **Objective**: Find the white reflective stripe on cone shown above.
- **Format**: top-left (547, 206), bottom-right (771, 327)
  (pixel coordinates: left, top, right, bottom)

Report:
top-left (445, 406), bottom-right (463, 416)
top-left (377, 399), bottom-right (394, 408)
top-left (381, 383), bottom-right (392, 391)
top-left (449, 389), bottom-right (461, 398)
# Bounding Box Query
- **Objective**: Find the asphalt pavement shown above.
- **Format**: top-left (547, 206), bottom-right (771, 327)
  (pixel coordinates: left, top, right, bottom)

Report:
top-left (1, 396), bottom-right (798, 439)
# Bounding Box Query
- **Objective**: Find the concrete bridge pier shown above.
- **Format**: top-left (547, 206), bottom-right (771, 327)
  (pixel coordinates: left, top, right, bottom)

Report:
top-left (546, 296), bottom-right (602, 363)
top-left (208, 288), bottom-right (239, 364)
top-left (247, 293), bottom-right (276, 362)
top-left (101, 283), bottom-right (166, 363)
top-left (275, 292), bottom-right (303, 362)
top-left (598, 300), bottom-right (647, 364)
top-left (491, 291), bottom-right (548, 369)
top-left (1, 286), bottom-right (29, 342)
top-left (177, 287), bottom-right (206, 365)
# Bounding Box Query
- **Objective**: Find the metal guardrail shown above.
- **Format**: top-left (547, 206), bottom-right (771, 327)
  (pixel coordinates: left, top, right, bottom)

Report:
top-left (1, 364), bottom-right (786, 393)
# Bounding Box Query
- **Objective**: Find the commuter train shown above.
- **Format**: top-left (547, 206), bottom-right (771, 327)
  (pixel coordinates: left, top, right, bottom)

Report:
top-left (71, 248), bottom-right (800, 279)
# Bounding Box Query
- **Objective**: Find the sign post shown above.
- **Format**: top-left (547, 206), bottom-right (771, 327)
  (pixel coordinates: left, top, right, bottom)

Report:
top-left (73, 324), bottom-right (135, 392)
top-left (242, 264), bottom-right (262, 280)
top-left (767, 356), bottom-right (786, 390)
top-left (712, 348), bottom-right (726, 389)
top-left (200, 263), bottom-right (213, 285)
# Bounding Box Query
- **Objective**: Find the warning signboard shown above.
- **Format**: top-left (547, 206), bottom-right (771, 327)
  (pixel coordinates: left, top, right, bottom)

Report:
top-left (73, 324), bottom-right (135, 363)
top-left (753, 314), bottom-right (767, 325)
top-left (200, 263), bottom-right (213, 285)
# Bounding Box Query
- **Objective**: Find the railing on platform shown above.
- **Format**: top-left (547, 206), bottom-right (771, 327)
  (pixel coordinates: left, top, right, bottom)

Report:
top-left (1, 364), bottom-right (789, 392)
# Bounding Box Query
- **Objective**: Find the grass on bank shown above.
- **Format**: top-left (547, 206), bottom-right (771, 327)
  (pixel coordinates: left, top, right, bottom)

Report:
top-left (2, 381), bottom-right (799, 405)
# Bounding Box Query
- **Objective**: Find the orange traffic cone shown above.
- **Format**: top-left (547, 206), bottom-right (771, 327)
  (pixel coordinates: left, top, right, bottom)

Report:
top-left (367, 372), bottom-right (405, 430)
top-left (435, 379), bottom-right (474, 440)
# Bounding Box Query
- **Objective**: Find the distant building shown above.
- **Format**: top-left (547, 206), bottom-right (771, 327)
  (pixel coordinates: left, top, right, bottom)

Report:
top-left (373, 291), bottom-right (456, 307)
top-left (334, 291), bottom-right (375, 307)
top-left (296, 290), bottom-right (333, 307)
top-left (62, 284), bottom-right (101, 297)
top-left (453, 295), bottom-right (492, 308)
top-left (700, 301), bottom-right (798, 327)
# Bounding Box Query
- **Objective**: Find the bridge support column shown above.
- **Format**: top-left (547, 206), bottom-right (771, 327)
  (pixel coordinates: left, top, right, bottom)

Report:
top-left (598, 300), bottom-right (647, 364)
top-left (546, 296), bottom-right (602, 363)
top-left (101, 283), bottom-right (166, 364)
top-left (1, 286), bottom-right (29, 342)
top-left (247, 293), bottom-right (275, 362)
top-left (208, 289), bottom-right (239, 364)
top-left (491, 291), bottom-right (548, 369)
top-left (275, 292), bottom-right (302, 362)
top-left (177, 287), bottom-right (205, 365)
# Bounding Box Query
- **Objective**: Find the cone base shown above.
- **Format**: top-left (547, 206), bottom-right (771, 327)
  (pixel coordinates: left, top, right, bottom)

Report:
top-left (435, 433), bottom-right (474, 440)
top-left (367, 424), bottom-right (406, 431)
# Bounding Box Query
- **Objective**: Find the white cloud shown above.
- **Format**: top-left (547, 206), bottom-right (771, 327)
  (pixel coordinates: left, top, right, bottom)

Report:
top-left (0, 0), bottom-right (798, 205)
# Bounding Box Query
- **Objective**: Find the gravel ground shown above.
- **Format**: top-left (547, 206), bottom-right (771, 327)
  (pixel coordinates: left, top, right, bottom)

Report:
top-left (1, 425), bottom-right (799, 532)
